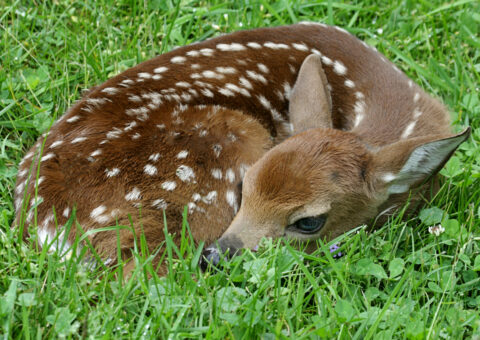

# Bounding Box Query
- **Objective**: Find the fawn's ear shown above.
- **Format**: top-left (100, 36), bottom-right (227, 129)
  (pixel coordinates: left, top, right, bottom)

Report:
top-left (370, 127), bottom-right (471, 194)
top-left (289, 54), bottom-right (333, 133)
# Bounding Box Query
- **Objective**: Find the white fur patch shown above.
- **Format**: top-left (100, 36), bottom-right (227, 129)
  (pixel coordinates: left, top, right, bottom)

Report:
top-left (217, 43), bottom-right (246, 51)
top-left (154, 66), bottom-right (168, 73)
top-left (177, 150), bottom-right (188, 159)
top-left (264, 42), bottom-right (290, 50)
top-left (102, 87), bottom-right (119, 95)
top-left (105, 168), bottom-right (120, 177)
top-left (401, 121), bottom-right (416, 139)
top-left (171, 56), bottom-right (187, 64)
top-left (152, 198), bottom-right (168, 210)
top-left (71, 136), bottom-right (87, 144)
top-left (176, 165), bottom-right (195, 183)
top-left (202, 191), bottom-right (217, 204)
top-left (333, 60), bottom-right (347, 75)
top-left (247, 42), bottom-right (262, 49)
top-left (161, 181), bottom-right (177, 191)
top-left (66, 115), bottom-right (80, 123)
top-left (292, 43), bottom-right (309, 51)
top-left (41, 153), bottom-right (55, 162)
top-left (226, 190), bottom-right (238, 213)
top-left (212, 168), bottom-right (222, 179)
top-left (246, 70), bottom-right (267, 84)
top-left (125, 187), bottom-right (141, 201)
top-left (144, 164), bottom-right (157, 176)
top-left (50, 140), bottom-right (63, 148)
top-left (226, 169), bottom-right (235, 183)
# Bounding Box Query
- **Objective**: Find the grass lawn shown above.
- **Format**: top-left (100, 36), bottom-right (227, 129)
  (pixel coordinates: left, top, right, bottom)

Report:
top-left (1, 0), bottom-right (480, 338)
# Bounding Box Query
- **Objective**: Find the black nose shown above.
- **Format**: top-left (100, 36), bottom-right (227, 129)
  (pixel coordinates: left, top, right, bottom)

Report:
top-left (199, 246), bottom-right (222, 271)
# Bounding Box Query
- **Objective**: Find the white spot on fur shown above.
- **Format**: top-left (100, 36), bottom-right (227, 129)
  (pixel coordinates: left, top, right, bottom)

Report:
top-left (144, 164), bottom-right (157, 176)
top-left (128, 94), bottom-right (142, 103)
top-left (171, 56), bottom-right (186, 64)
top-left (105, 168), bottom-right (120, 177)
top-left (217, 43), bottom-right (246, 51)
top-left (63, 207), bottom-right (70, 218)
top-left (413, 108), bottom-right (423, 119)
top-left (283, 82), bottom-right (292, 100)
top-left (413, 92), bottom-right (420, 103)
top-left (355, 92), bottom-right (365, 100)
top-left (200, 48), bottom-right (215, 57)
top-left (292, 43), bottom-right (309, 51)
top-left (186, 50), bottom-right (201, 57)
top-left (90, 205), bottom-right (107, 220)
top-left (401, 121), bottom-right (416, 139)
top-left (90, 149), bottom-right (102, 157)
top-left (149, 153), bottom-right (161, 162)
top-left (161, 181), bottom-right (177, 191)
top-left (257, 95), bottom-right (272, 110)
top-left (125, 187), bottom-right (141, 201)
top-left (226, 190), bottom-right (238, 213)
top-left (17, 168), bottom-right (27, 178)
top-left (176, 165), bottom-right (195, 183)
top-left (212, 144), bottom-right (222, 157)
top-left (138, 72), bottom-right (152, 79)
top-left (247, 42), bottom-right (262, 49)
top-left (219, 87), bottom-right (235, 97)
top-left (176, 81), bottom-right (190, 88)
top-left (154, 66), bottom-right (168, 73)
top-left (216, 66), bottom-right (237, 74)
top-left (124, 121), bottom-right (138, 131)
top-left (71, 136), bottom-right (87, 144)
top-left (257, 63), bottom-right (269, 73)
top-left (50, 140), bottom-right (63, 148)
top-left (152, 198), bottom-right (168, 210)
top-left (15, 181), bottom-right (25, 195)
top-left (344, 79), bottom-right (355, 88)
top-left (202, 70), bottom-right (223, 79)
top-left (177, 150), bottom-right (188, 159)
top-left (333, 60), bottom-right (347, 75)
top-left (202, 191), bottom-right (217, 204)
top-left (226, 169), bottom-right (235, 183)
top-left (201, 88), bottom-right (214, 97)
top-left (264, 42), bottom-right (290, 50)
top-left (66, 116), bottom-right (80, 123)
top-left (321, 56), bottom-right (333, 66)
top-left (212, 168), bottom-right (222, 179)
top-left (106, 128), bottom-right (123, 139)
top-left (225, 83), bottom-right (250, 97)
top-left (41, 153), bottom-right (55, 162)
top-left (239, 76), bottom-right (253, 90)
top-left (192, 193), bottom-right (201, 202)
top-left (246, 70), bottom-right (267, 84)
top-left (102, 87), bottom-right (118, 95)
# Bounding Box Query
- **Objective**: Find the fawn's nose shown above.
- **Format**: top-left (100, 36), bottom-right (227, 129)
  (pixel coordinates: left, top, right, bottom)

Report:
top-left (199, 246), bottom-right (223, 271)
top-left (199, 235), bottom-right (244, 271)
top-left (199, 242), bottom-right (240, 271)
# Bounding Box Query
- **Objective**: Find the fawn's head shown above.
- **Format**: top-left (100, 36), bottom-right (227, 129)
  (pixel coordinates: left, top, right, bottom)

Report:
top-left (201, 54), bottom-right (470, 267)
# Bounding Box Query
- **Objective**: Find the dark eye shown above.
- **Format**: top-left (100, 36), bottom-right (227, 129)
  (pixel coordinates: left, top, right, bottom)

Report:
top-left (289, 214), bottom-right (327, 234)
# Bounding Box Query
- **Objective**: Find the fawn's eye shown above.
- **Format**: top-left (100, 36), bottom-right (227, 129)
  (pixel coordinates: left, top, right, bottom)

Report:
top-left (288, 214), bottom-right (327, 234)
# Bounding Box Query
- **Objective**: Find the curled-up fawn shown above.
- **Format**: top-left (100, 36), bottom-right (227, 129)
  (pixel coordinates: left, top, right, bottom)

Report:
top-left (13, 23), bottom-right (470, 273)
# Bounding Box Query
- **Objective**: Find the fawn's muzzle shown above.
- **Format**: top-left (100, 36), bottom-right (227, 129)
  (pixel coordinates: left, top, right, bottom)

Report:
top-left (199, 235), bottom-right (244, 271)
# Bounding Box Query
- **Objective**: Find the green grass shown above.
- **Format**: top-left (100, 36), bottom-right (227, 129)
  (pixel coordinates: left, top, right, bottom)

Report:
top-left (1, 0), bottom-right (480, 338)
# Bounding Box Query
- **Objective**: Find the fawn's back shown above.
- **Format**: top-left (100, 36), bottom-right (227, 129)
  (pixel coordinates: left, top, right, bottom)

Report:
top-left (13, 23), bottom-right (468, 272)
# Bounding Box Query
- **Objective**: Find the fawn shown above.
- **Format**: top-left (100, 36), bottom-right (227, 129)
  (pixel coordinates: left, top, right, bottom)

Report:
top-left (13, 23), bottom-right (469, 273)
